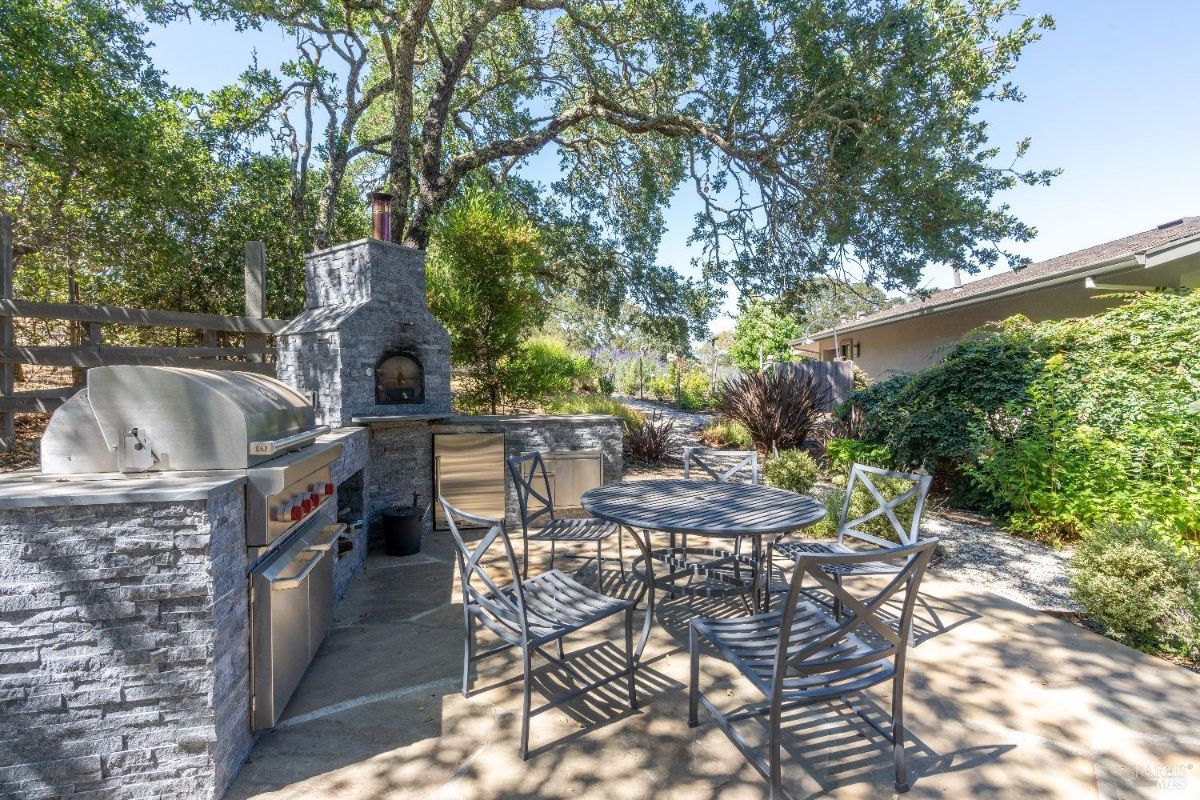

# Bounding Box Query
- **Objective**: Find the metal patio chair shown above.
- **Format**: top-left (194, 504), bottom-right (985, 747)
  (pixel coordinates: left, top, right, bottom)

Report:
top-left (679, 448), bottom-right (760, 554)
top-left (508, 451), bottom-right (624, 583)
top-left (439, 497), bottom-right (637, 760)
top-left (674, 447), bottom-right (761, 596)
top-left (773, 464), bottom-right (932, 618)
top-left (683, 446), bottom-right (761, 485)
top-left (689, 537), bottom-right (939, 798)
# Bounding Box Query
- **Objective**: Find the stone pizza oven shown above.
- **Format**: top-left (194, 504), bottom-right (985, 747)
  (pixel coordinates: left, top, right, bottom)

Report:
top-left (275, 238), bottom-right (451, 426)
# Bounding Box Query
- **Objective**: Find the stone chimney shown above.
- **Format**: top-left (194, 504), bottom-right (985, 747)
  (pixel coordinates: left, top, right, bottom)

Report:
top-left (275, 238), bottom-right (452, 426)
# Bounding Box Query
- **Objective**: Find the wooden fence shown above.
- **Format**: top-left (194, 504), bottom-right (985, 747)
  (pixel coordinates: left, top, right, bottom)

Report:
top-left (776, 358), bottom-right (855, 410)
top-left (0, 214), bottom-right (290, 450)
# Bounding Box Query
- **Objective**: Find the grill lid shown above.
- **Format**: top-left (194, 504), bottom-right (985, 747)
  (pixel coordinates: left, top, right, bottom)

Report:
top-left (41, 366), bottom-right (322, 474)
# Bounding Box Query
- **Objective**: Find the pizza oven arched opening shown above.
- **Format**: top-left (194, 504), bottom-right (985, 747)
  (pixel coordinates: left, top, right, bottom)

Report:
top-left (375, 352), bottom-right (425, 404)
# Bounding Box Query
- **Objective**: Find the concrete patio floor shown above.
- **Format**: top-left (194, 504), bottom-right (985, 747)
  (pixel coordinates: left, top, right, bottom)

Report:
top-left (227, 531), bottom-right (1200, 800)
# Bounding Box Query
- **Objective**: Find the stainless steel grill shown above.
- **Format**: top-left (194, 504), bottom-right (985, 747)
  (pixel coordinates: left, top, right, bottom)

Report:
top-left (39, 365), bottom-right (346, 730)
top-left (41, 365), bottom-right (325, 473)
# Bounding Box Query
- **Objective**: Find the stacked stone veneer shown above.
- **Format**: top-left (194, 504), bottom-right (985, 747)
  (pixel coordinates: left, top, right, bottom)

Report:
top-left (363, 415), bottom-right (623, 536)
top-left (275, 239), bottom-right (452, 427)
top-left (0, 482), bottom-right (251, 799)
top-left (323, 426), bottom-right (369, 600)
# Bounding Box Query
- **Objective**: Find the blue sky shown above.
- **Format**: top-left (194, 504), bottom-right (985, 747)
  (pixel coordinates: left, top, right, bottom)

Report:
top-left (146, 1), bottom-right (1200, 330)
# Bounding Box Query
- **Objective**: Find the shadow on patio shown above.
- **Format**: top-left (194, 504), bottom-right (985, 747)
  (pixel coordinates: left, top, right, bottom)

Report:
top-left (228, 531), bottom-right (1200, 799)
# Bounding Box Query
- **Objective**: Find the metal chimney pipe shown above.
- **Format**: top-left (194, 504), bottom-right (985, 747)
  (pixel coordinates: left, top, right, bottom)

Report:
top-left (952, 266), bottom-right (963, 288)
top-left (368, 191), bottom-right (394, 241)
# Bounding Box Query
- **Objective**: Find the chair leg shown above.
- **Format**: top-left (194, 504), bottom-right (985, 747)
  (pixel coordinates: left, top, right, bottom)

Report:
top-left (556, 635), bottom-right (565, 660)
top-left (617, 528), bottom-right (626, 581)
top-left (832, 573), bottom-right (843, 620)
top-left (462, 610), bottom-right (475, 697)
top-left (687, 624), bottom-right (700, 727)
top-left (519, 644), bottom-right (533, 761)
top-left (668, 534), bottom-right (677, 599)
top-left (768, 703), bottom-right (784, 800)
top-left (892, 673), bottom-right (909, 792)
top-left (625, 606), bottom-right (637, 709)
top-left (596, 539), bottom-right (603, 586)
top-left (764, 544), bottom-right (774, 612)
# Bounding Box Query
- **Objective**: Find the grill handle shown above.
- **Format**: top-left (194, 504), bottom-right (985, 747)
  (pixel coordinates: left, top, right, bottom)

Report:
top-left (270, 549), bottom-right (325, 591)
top-left (250, 425), bottom-right (331, 456)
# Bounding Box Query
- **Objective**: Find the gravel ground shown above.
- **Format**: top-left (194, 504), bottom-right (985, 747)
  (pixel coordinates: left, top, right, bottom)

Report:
top-left (922, 512), bottom-right (1077, 613)
top-left (615, 397), bottom-right (1078, 613)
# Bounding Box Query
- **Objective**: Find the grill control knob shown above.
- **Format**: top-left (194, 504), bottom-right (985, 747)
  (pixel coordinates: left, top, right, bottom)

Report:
top-left (290, 504), bottom-right (302, 521)
top-left (301, 497), bottom-right (312, 514)
top-left (324, 482), bottom-right (335, 496)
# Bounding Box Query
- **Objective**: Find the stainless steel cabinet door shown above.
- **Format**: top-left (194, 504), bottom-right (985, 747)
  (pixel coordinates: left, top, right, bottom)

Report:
top-left (542, 450), bottom-right (603, 508)
top-left (434, 433), bottom-right (505, 528)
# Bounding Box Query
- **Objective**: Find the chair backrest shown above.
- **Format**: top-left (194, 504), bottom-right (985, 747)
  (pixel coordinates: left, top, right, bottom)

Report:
top-left (439, 497), bottom-right (531, 642)
top-left (507, 451), bottom-right (555, 536)
top-left (837, 464), bottom-right (932, 548)
top-left (773, 538), bottom-right (938, 691)
top-left (683, 446), bottom-right (759, 484)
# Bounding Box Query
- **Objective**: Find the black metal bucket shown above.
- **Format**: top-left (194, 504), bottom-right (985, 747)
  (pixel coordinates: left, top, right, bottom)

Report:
top-left (382, 505), bottom-right (423, 557)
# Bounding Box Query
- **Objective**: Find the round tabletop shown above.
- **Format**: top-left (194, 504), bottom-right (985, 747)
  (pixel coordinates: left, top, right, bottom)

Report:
top-left (581, 479), bottom-right (826, 537)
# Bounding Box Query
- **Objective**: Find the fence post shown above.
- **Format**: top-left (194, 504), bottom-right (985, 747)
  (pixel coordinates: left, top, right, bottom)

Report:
top-left (244, 241), bottom-right (266, 363)
top-left (68, 269), bottom-right (86, 385)
top-left (0, 215), bottom-right (14, 451)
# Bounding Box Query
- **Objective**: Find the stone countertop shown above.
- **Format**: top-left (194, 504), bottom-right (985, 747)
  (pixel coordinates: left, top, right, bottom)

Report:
top-left (318, 426), bottom-right (370, 442)
top-left (349, 413), bottom-right (451, 425)
top-left (350, 413), bottom-right (622, 427)
top-left (0, 469), bottom-right (246, 508)
top-left (432, 414), bottom-right (623, 428)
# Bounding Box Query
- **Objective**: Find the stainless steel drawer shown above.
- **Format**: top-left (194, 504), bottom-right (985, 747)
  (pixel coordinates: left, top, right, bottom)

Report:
top-left (250, 521), bottom-right (342, 730)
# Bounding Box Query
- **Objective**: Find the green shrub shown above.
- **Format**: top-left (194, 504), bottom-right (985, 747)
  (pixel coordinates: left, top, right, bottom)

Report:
top-left (678, 370), bottom-right (712, 410)
top-left (504, 337), bottom-right (593, 406)
top-left (1069, 523), bottom-right (1200, 653)
top-left (763, 450), bottom-right (819, 494)
top-left (544, 393), bottom-right (644, 429)
top-left (835, 292), bottom-right (1200, 544)
top-left (648, 375), bottom-right (674, 402)
top-left (701, 418), bottom-right (754, 449)
top-left (824, 438), bottom-right (892, 472)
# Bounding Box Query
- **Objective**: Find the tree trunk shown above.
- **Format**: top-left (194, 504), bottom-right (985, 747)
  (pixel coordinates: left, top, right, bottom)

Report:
top-left (314, 164), bottom-right (344, 251)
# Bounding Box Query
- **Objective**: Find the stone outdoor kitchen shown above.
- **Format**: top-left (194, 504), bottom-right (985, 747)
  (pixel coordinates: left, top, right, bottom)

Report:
top-left (0, 237), bottom-right (622, 799)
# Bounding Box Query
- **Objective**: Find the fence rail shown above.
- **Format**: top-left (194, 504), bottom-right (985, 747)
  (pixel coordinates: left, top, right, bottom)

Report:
top-left (0, 214), bottom-right (288, 449)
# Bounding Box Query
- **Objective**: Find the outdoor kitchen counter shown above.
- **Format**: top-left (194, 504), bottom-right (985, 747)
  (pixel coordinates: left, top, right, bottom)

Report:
top-left (0, 469), bottom-right (245, 508)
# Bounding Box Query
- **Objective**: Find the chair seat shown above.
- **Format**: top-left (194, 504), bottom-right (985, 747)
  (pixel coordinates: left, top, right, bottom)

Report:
top-left (692, 598), bottom-right (895, 702)
top-left (480, 569), bottom-right (632, 646)
top-left (774, 539), bottom-right (903, 576)
top-left (527, 516), bottom-right (617, 543)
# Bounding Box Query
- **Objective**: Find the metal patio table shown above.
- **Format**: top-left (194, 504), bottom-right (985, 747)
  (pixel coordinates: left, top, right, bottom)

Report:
top-left (580, 478), bottom-right (825, 664)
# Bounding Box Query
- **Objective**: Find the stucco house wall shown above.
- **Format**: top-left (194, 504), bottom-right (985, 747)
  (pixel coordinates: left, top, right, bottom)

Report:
top-left (802, 222), bottom-right (1200, 380)
top-left (830, 280), bottom-right (1127, 379)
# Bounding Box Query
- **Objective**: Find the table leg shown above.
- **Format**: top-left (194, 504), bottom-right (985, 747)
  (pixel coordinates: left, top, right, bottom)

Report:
top-left (623, 526), bottom-right (656, 674)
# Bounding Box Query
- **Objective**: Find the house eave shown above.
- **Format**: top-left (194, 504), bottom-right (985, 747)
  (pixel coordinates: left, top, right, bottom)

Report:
top-left (795, 253), bottom-right (1145, 343)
